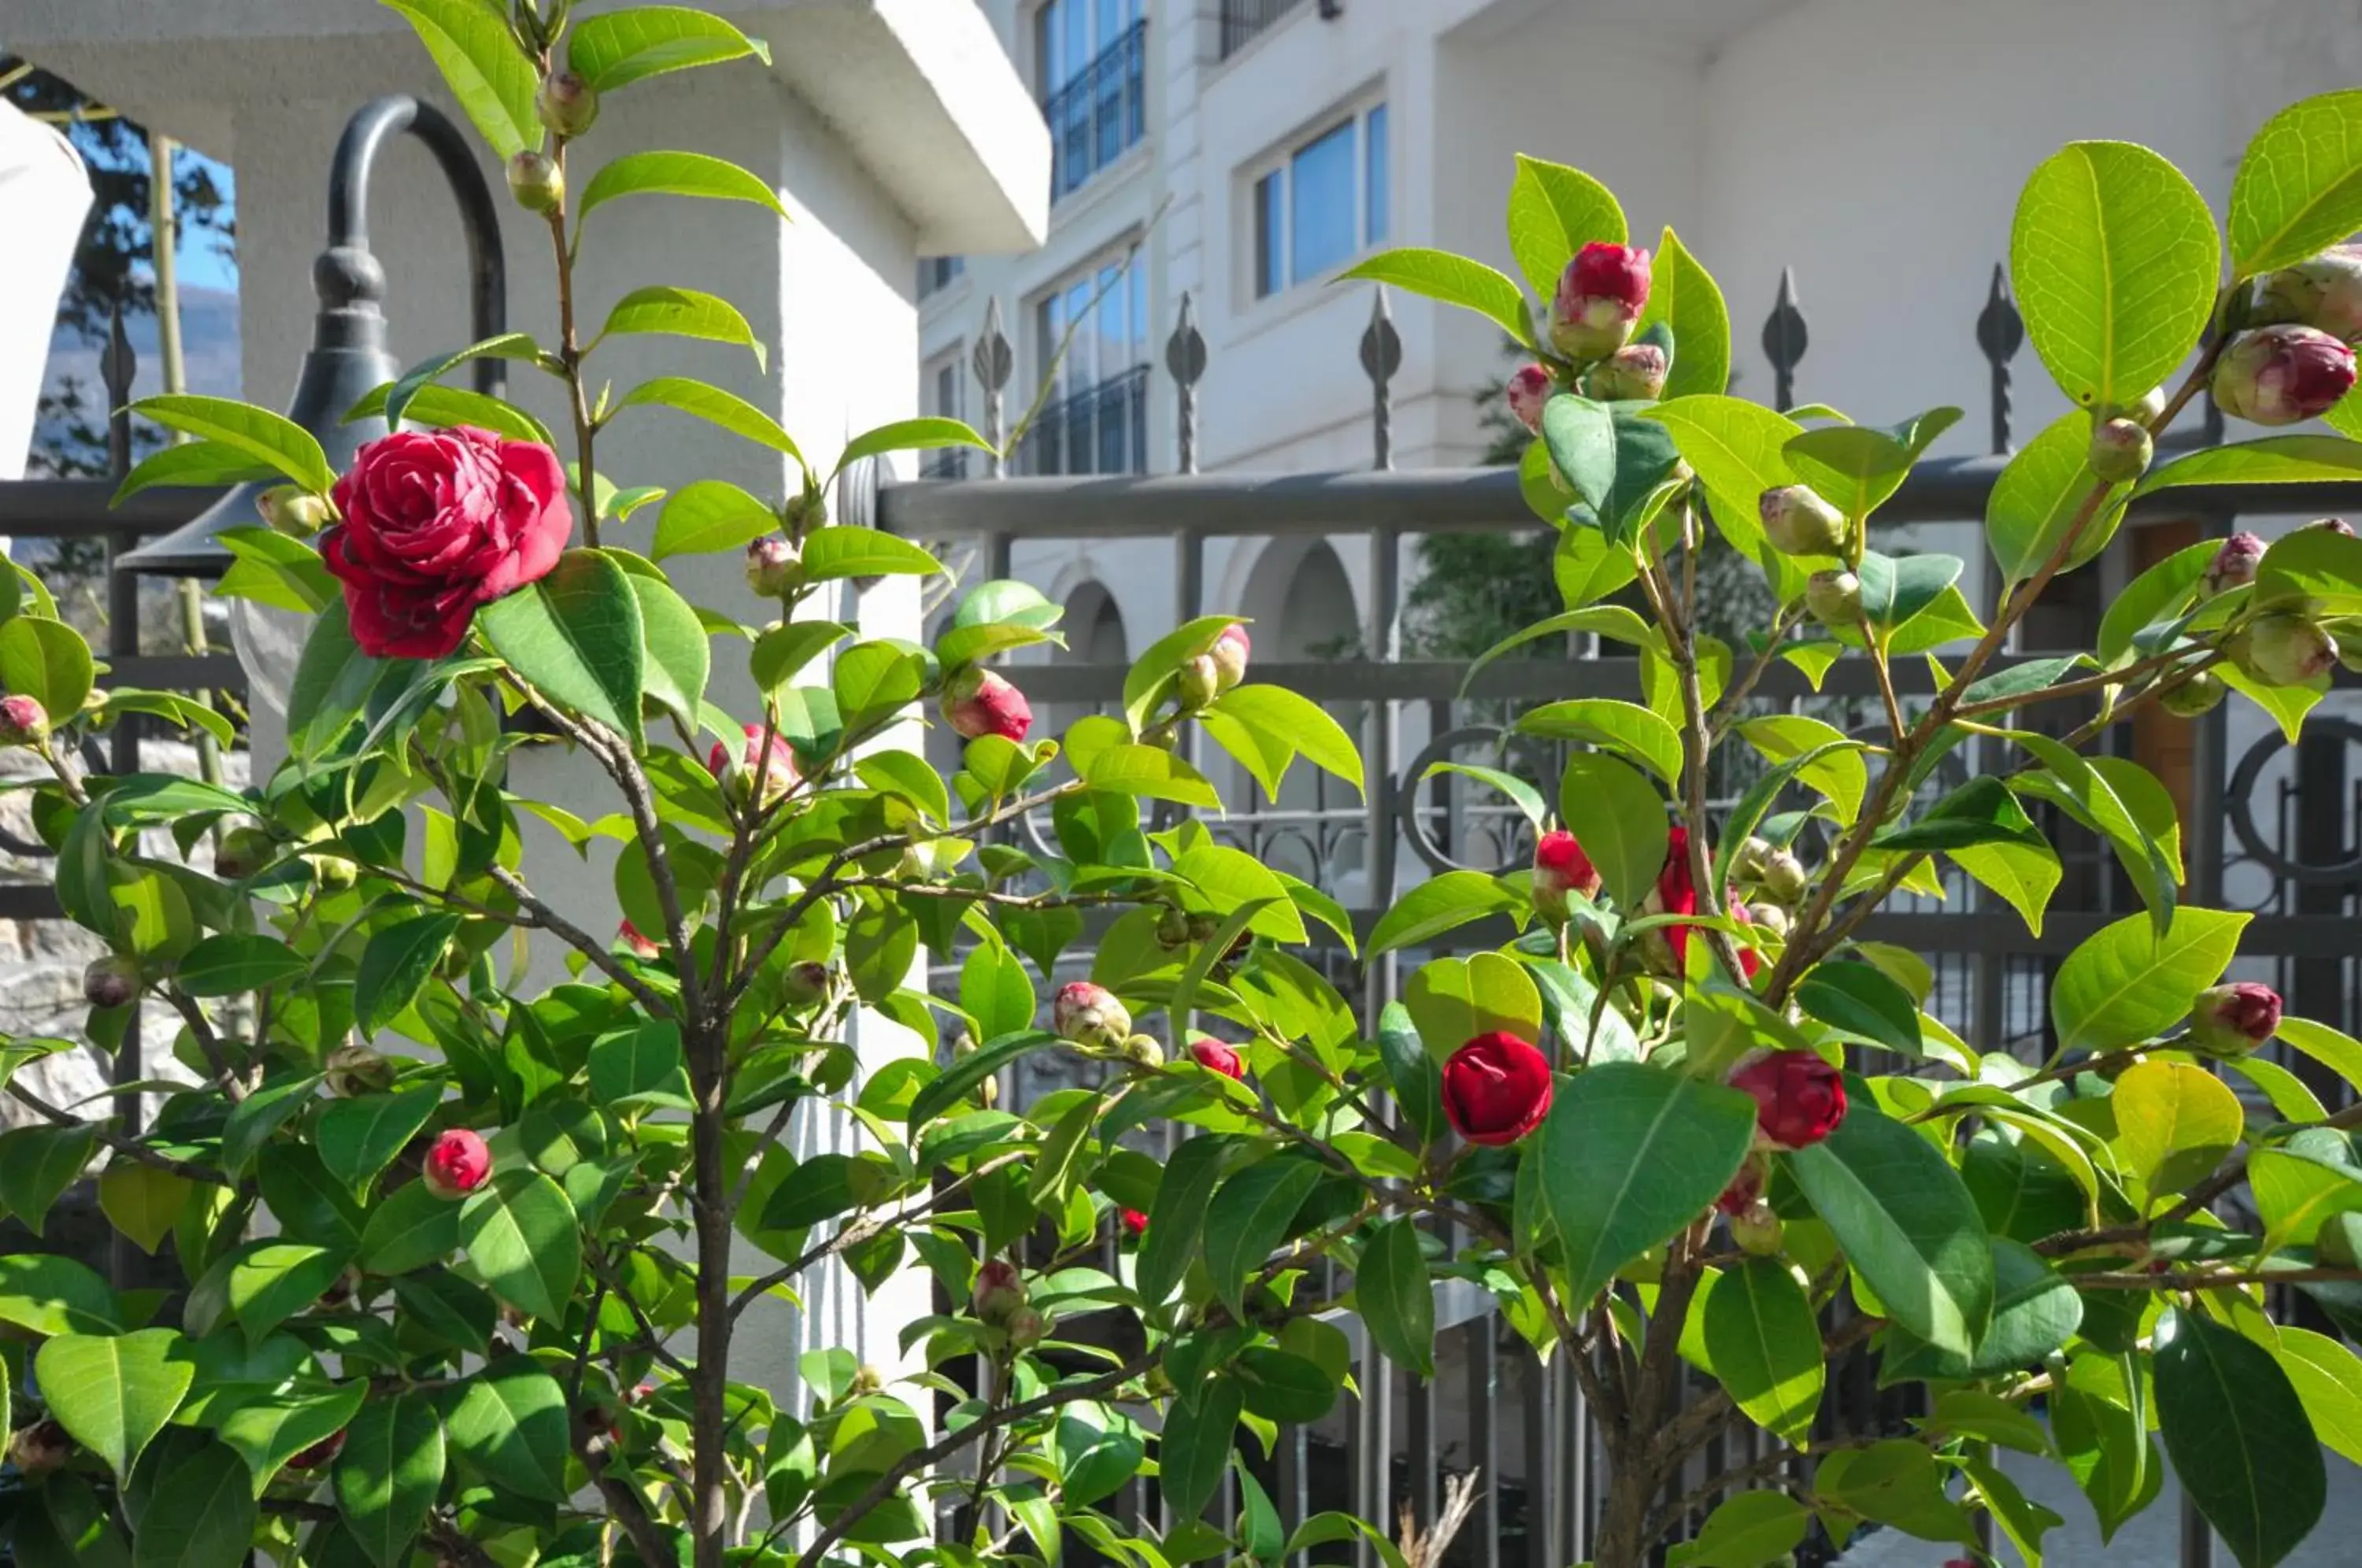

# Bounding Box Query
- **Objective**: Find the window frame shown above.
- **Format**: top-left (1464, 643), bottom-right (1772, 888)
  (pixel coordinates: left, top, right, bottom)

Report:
top-left (1020, 242), bottom-right (1153, 476)
top-left (1242, 91), bottom-right (1390, 306)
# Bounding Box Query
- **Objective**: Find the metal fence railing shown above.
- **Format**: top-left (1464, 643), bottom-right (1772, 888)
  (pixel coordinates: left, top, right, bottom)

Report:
top-left (1220, 0), bottom-right (1309, 60)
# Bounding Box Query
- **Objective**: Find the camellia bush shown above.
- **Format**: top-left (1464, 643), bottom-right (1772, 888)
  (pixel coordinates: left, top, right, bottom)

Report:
top-left (12, 7), bottom-right (2362, 1568)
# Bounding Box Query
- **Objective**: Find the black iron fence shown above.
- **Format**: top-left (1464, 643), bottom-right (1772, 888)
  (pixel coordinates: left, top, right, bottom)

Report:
top-left (1220, 0), bottom-right (1310, 60)
top-left (1045, 19), bottom-right (1148, 199)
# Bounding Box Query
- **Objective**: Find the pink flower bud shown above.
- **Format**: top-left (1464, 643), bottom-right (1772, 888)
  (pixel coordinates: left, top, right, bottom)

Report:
top-left (1121, 1207), bottom-right (1150, 1237)
top-left (421, 1128), bottom-right (493, 1200)
top-left (1505, 364), bottom-right (1553, 433)
top-left (1805, 569), bottom-right (1862, 628)
top-left (1532, 830), bottom-right (1601, 922)
top-left (2087, 416), bottom-right (2153, 483)
top-left (708, 723), bottom-right (801, 807)
top-left (2253, 245), bottom-right (2362, 342)
top-left (2189, 982), bottom-right (2282, 1058)
top-left (2304, 516), bottom-right (2356, 536)
top-left (746, 535), bottom-right (801, 597)
top-left (1583, 342), bottom-right (1668, 403)
top-left (1189, 1036), bottom-right (1245, 1081)
top-left (287, 1428), bottom-right (348, 1470)
top-left (1442, 1033), bottom-right (1553, 1146)
top-left (942, 667), bottom-right (1031, 742)
top-left (1179, 654), bottom-right (1221, 710)
top-left (2239, 613), bottom-right (2339, 686)
top-left (972, 1259), bottom-right (1026, 1326)
top-left (1548, 243), bottom-right (1651, 361)
top-left (1730, 1198), bottom-right (1785, 1257)
top-left (2201, 531), bottom-right (2267, 597)
top-left (617, 920), bottom-right (662, 960)
top-left (1052, 981), bottom-right (1131, 1050)
top-left (505, 150), bottom-right (565, 214)
top-left (2212, 324), bottom-right (2356, 425)
top-left (535, 69), bottom-right (600, 137)
top-left (83, 954), bottom-right (140, 1010)
top-left (1209, 623), bottom-right (1250, 692)
top-left (1727, 1051), bottom-right (1846, 1150)
top-left (324, 1044), bottom-right (394, 1099)
top-left (0, 693), bottom-right (49, 748)
top-left (1758, 486), bottom-right (1849, 558)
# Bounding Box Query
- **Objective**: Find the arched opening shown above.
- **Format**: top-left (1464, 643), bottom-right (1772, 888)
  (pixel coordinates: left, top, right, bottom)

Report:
top-left (1047, 579), bottom-right (1128, 742)
top-left (1229, 539), bottom-right (1363, 891)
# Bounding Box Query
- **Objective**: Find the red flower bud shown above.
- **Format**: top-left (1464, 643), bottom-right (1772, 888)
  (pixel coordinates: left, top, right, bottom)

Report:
top-left (0, 693), bottom-right (50, 747)
top-left (746, 535), bottom-right (802, 597)
top-left (972, 1259), bottom-right (1026, 1326)
top-left (1548, 243), bottom-right (1651, 361)
top-left (2201, 531), bottom-right (2266, 597)
top-left (1583, 342), bottom-right (1668, 403)
top-left (287, 1428), bottom-right (347, 1470)
top-left (2212, 324), bottom-right (2356, 426)
top-left (1209, 623), bottom-right (1250, 692)
top-left (708, 723), bottom-right (801, 807)
top-left (2087, 416), bottom-right (2153, 483)
top-left (506, 150), bottom-right (565, 213)
top-left (2252, 244), bottom-right (2362, 342)
top-left (1532, 829), bottom-right (1601, 921)
top-left (2188, 982), bottom-right (2282, 1059)
top-left (1120, 1207), bottom-right (1150, 1237)
top-left (1727, 900), bottom-right (1765, 982)
top-left (83, 953), bottom-right (140, 1010)
top-left (421, 1128), bottom-right (493, 1199)
top-left (1758, 485), bottom-right (1849, 558)
top-left (1440, 1032), bottom-right (1554, 1147)
top-left (617, 920), bottom-right (662, 960)
top-left (1053, 981), bottom-right (1131, 1050)
top-left (1652, 827), bottom-right (1700, 967)
top-left (1505, 364), bottom-right (1553, 433)
top-left (1727, 1052), bottom-right (1847, 1150)
top-left (2238, 613), bottom-right (2339, 685)
top-left (1189, 1036), bottom-right (1245, 1081)
top-left (942, 667), bottom-right (1031, 742)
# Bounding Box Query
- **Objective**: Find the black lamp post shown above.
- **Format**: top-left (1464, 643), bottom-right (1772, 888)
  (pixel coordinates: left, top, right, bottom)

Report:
top-left (122, 94), bottom-right (509, 576)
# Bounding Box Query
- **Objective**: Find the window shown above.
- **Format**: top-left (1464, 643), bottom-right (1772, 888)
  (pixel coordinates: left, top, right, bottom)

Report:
top-left (1249, 100), bottom-right (1388, 300)
top-left (1036, 0), bottom-right (1146, 198)
top-left (917, 255), bottom-right (965, 300)
top-left (920, 348), bottom-right (970, 478)
top-left (1020, 253), bottom-right (1151, 475)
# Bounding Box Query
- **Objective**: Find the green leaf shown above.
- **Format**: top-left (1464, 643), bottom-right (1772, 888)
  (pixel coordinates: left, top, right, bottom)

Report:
top-left (835, 416), bottom-right (994, 474)
top-left (2100, 539), bottom-right (2217, 665)
top-left (1377, 1004), bottom-right (1446, 1146)
top-left (1855, 550), bottom-right (1964, 631)
top-left (354, 912), bottom-right (462, 1037)
top-left (1790, 1105), bottom-right (1994, 1356)
top-left (1516, 697), bottom-right (1682, 786)
top-left (1554, 751), bottom-right (1668, 910)
top-left (623, 380), bottom-right (803, 469)
top-left (1403, 952), bottom-right (1542, 1065)
top-left (2138, 432), bottom-right (2362, 498)
top-left (1425, 763), bottom-right (1546, 829)
top-left (2011, 140), bottom-right (2220, 411)
top-left (457, 1167), bottom-right (581, 1322)
top-left (376, 333), bottom-right (544, 433)
top-left (1951, 836), bottom-right (2064, 937)
top-left (2255, 520), bottom-right (2362, 614)
top-left (97, 1164), bottom-right (190, 1256)
top-left (1366, 871), bottom-right (1516, 958)
top-left (0, 1122), bottom-right (98, 1236)
top-left (2154, 1306), bottom-right (2324, 1568)
top-left (904, 1030), bottom-right (1057, 1128)
top-left (379, 0), bottom-right (539, 157)
top-left (1782, 426), bottom-right (1912, 524)
top-left (444, 1355), bottom-right (571, 1503)
top-left (1541, 394), bottom-right (1686, 544)
top-left (0, 1251), bottom-right (116, 1336)
top-left (109, 440), bottom-right (277, 505)
top-left (226, 1241), bottom-right (354, 1341)
top-left (2011, 730), bottom-right (2179, 932)
top-left (2269, 1326), bottom-right (2362, 1467)
top-left (1641, 394), bottom-right (1809, 598)
top-left (129, 394), bottom-right (335, 495)
top-left (282, 601), bottom-right (384, 762)
top-left (568, 6), bottom-right (770, 92)
top-left (317, 1085), bottom-right (442, 1193)
top-left (216, 1385), bottom-right (365, 1496)
top-left (342, 381), bottom-right (554, 445)
top-left (1083, 743), bottom-right (1220, 809)
top-left (1986, 408), bottom-right (2127, 582)
top-left (37, 1328), bottom-right (194, 1477)
top-left (335, 1390), bottom-right (445, 1568)
top-left (173, 934), bottom-right (307, 997)
top-left (2050, 907), bottom-right (2248, 1056)
top-left (0, 614), bottom-right (94, 723)
top-left (1540, 1063), bottom-right (1756, 1309)
top-left (1209, 684), bottom-right (1364, 795)
top-left (650, 479), bottom-right (780, 560)
top-left (1503, 155), bottom-right (1625, 297)
top-left (1796, 960), bottom-right (1920, 1056)
top-left (1339, 249), bottom-right (1531, 347)
top-left (1675, 1491), bottom-right (1809, 1568)
top-left (1880, 1238), bottom-right (2082, 1380)
top-left (798, 527), bottom-right (943, 581)
top-left (629, 571), bottom-right (710, 723)
top-left (131, 1436), bottom-right (257, 1568)
top-left (2231, 89), bottom-right (2362, 275)
top-left (579, 149), bottom-right (788, 227)
top-left (753, 620), bottom-right (853, 692)
top-left (479, 549), bottom-right (647, 745)
top-left (1701, 1258), bottom-right (1821, 1443)
top-left (2114, 1060), bottom-right (2245, 1199)
top-left (2250, 1147), bottom-right (2362, 1248)
top-left (1633, 227), bottom-right (1729, 400)
top-left (1135, 1136), bottom-right (1229, 1307)
top-left (1202, 1156), bottom-right (1324, 1318)
top-left (1357, 1218), bottom-right (1434, 1379)
top-left (1157, 1376), bottom-right (1242, 1522)
top-left (598, 284), bottom-right (766, 371)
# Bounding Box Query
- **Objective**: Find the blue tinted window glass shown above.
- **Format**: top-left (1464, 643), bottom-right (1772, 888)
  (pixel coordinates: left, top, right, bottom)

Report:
top-left (1254, 172), bottom-right (1284, 298)
top-left (1290, 120), bottom-right (1356, 286)
top-left (1364, 105), bottom-right (1389, 245)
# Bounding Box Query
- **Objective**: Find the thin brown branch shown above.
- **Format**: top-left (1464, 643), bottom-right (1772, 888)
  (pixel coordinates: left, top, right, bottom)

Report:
top-left (6, 1082), bottom-right (233, 1185)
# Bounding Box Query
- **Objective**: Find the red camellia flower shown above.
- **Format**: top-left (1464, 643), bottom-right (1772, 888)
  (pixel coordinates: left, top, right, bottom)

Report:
top-left (421, 1127), bottom-right (494, 1199)
top-left (1120, 1208), bottom-right (1150, 1237)
top-left (942, 667), bottom-right (1032, 742)
top-left (1653, 826), bottom-right (1700, 961)
top-left (321, 426), bottom-right (572, 658)
top-left (1549, 242), bottom-right (1652, 360)
top-left (1533, 829), bottom-right (1601, 920)
top-left (1727, 1051), bottom-right (1847, 1150)
top-left (1441, 1032), bottom-right (1554, 1146)
top-left (1190, 1036), bottom-right (1246, 1081)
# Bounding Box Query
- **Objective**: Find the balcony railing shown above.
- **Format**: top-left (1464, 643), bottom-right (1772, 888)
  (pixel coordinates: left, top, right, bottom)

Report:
top-left (1042, 19), bottom-right (1146, 199)
top-left (918, 447), bottom-right (972, 480)
top-left (1220, 0), bottom-right (1306, 58)
top-left (1013, 363), bottom-right (1150, 476)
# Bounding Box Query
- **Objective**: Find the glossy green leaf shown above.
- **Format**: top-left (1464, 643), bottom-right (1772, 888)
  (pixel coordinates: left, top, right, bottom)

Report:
top-left (598, 285), bottom-right (765, 370)
top-left (444, 1355), bottom-right (571, 1503)
top-left (1986, 407), bottom-right (2127, 582)
top-left (1701, 1257), bottom-right (1821, 1443)
top-left (904, 1031), bottom-right (1057, 1128)
top-left (457, 1167), bottom-right (580, 1322)
top-left (568, 6), bottom-right (770, 92)
top-left (37, 1328), bottom-right (193, 1477)
top-left (1517, 697), bottom-right (1682, 785)
top-left (1790, 1106), bottom-right (1994, 1356)
top-left (623, 379), bottom-right (803, 468)
top-left (1135, 1134), bottom-right (1228, 1307)
top-left (1357, 1218), bottom-right (1435, 1379)
top-left (1880, 1238), bottom-right (2082, 1381)
top-left (96, 1163), bottom-right (190, 1256)
top-left (0, 1251), bottom-right (116, 1336)
top-left (316, 1085), bottom-right (442, 1193)
top-left (1676, 1490), bottom-right (1809, 1568)
top-left (798, 527), bottom-right (943, 580)
top-left (0, 1122), bottom-right (98, 1237)
top-left (380, 0), bottom-right (539, 157)
top-left (130, 395), bottom-right (336, 495)
top-left (1503, 154), bottom-right (1625, 296)
top-left (1402, 952), bottom-right (1542, 1063)
top-left (628, 571), bottom-right (710, 723)
top-left (2011, 139), bottom-right (2219, 411)
top-left (2050, 907), bottom-right (2247, 1056)
top-left (1202, 1156), bottom-right (1324, 1317)
top-left (109, 440), bottom-right (276, 506)
top-left (650, 478), bottom-right (781, 560)
top-left (1796, 960), bottom-right (1920, 1056)
top-left (0, 615), bottom-right (93, 724)
top-left (335, 1390), bottom-right (445, 1568)
top-left (354, 912), bottom-right (462, 1037)
top-left (2269, 1326), bottom-right (2362, 1467)
top-left (579, 148), bottom-right (788, 226)
top-left (2230, 88), bottom-right (2362, 275)
top-left (375, 333), bottom-right (543, 433)
top-left (216, 1385), bottom-right (364, 1496)
top-left (130, 1436), bottom-right (257, 1568)
top-left (1210, 684), bottom-right (1364, 795)
top-left (2154, 1306), bottom-right (2324, 1568)
top-left (1541, 1063), bottom-right (1755, 1309)
top-left (835, 416), bottom-right (995, 473)
top-left (173, 934), bottom-right (307, 997)
top-left (1158, 1377), bottom-right (1242, 1522)
top-left (1633, 227), bottom-right (1729, 400)
top-left (1376, 1004), bottom-right (1446, 1145)
top-left (479, 548), bottom-right (647, 745)
top-left (2113, 1060), bottom-right (2244, 1200)
top-left (1556, 751), bottom-right (1668, 909)
top-left (1339, 249), bottom-right (1531, 347)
